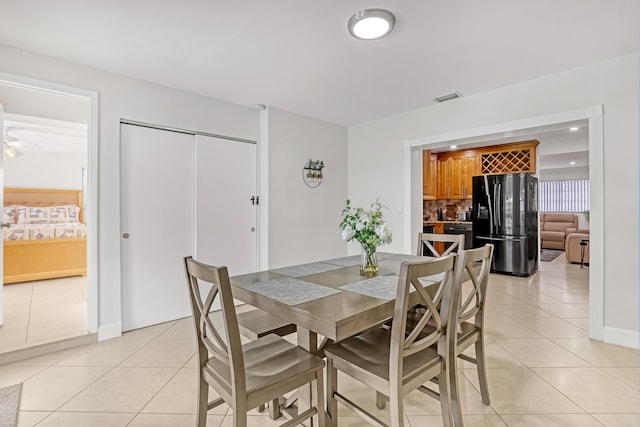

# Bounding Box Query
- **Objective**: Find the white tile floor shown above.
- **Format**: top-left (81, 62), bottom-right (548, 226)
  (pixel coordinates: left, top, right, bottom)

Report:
top-left (2, 257), bottom-right (639, 426)
top-left (1, 277), bottom-right (88, 353)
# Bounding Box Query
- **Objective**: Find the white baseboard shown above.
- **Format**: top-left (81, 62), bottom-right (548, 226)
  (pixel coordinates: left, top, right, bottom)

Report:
top-left (98, 322), bottom-right (122, 341)
top-left (603, 326), bottom-right (640, 349)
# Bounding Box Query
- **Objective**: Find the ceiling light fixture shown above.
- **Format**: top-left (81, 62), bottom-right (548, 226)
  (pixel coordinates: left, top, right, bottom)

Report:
top-left (450, 145), bottom-right (458, 150)
top-left (569, 127), bottom-right (579, 131)
top-left (348, 9), bottom-right (395, 40)
top-left (569, 161), bottom-right (576, 165)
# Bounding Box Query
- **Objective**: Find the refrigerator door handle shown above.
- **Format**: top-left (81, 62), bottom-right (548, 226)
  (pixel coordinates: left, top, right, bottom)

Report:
top-left (478, 236), bottom-right (506, 241)
top-left (493, 183), bottom-right (498, 227)
top-left (478, 236), bottom-right (524, 242)
top-left (484, 176), bottom-right (493, 235)
top-left (497, 183), bottom-right (501, 226)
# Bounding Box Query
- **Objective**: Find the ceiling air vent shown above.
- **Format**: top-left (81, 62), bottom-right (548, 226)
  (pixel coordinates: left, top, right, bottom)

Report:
top-left (434, 92), bottom-right (462, 103)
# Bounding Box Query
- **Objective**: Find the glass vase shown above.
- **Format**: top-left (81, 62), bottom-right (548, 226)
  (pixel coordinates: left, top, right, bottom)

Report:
top-left (360, 244), bottom-right (379, 277)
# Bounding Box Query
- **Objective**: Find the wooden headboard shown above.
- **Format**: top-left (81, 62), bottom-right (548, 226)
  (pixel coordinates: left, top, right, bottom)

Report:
top-left (4, 188), bottom-right (84, 223)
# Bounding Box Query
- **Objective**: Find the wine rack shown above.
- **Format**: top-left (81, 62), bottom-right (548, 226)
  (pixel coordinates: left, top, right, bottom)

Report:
top-left (481, 148), bottom-right (534, 174)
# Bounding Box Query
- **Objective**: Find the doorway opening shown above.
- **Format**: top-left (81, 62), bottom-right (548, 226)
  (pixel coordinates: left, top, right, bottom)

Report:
top-left (0, 74), bottom-right (98, 355)
top-left (404, 106), bottom-right (603, 341)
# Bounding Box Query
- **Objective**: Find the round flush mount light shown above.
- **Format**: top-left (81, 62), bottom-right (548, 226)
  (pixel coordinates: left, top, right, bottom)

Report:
top-left (348, 9), bottom-right (395, 40)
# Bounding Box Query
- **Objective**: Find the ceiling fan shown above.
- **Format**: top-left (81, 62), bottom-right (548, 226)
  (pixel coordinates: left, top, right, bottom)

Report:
top-left (3, 126), bottom-right (37, 158)
top-left (3, 127), bottom-right (22, 158)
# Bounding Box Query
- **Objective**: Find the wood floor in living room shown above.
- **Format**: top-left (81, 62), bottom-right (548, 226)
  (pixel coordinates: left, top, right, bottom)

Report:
top-left (1, 257), bottom-right (638, 426)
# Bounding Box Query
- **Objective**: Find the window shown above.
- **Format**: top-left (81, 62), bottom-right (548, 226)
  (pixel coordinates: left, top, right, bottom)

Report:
top-left (539, 179), bottom-right (590, 212)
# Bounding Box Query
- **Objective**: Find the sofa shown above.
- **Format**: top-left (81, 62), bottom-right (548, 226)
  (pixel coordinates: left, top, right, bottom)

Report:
top-left (566, 230), bottom-right (590, 264)
top-left (540, 213), bottom-right (578, 250)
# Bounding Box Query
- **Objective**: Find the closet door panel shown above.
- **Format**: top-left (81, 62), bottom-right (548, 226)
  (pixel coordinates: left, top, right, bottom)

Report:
top-left (120, 124), bottom-right (194, 332)
top-left (195, 135), bottom-right (257, 276)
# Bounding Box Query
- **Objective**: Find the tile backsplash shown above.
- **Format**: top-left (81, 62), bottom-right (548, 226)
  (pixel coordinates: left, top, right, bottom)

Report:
top-left (423, 200), bottom-right (472, 221)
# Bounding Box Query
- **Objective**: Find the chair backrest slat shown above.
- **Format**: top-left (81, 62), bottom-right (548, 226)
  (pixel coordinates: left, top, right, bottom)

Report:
top-left (417, 232), bottom-right (465, 257)
top-left (184, 256), bottom-right (247, 395)
top-left (390, 255), bottom-right (458, 360)
top-left (453, 245), bottom-right (494, 327)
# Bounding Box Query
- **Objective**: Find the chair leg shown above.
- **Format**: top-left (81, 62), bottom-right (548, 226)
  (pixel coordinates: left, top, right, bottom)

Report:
top-left (388, 384), bottom-right (404, 427)
top-left (268, 398), bottom-right (281, 420)
top-left (446, 357), bottom-right (463, 427)
top-left (439, 367), bottom-right (455, 427)
top-left (313, 369), bottom-right (327, 427)
top-left (326, 357), bottom-right (338, 427)
top-left (474, 338), bottom-right (491, 405)
top-left (196, 377), bottom-right (209, 427)
top-left (233, 401), bottom-right (248, 427)
top-left (375, 391), bottom-right (387, 409)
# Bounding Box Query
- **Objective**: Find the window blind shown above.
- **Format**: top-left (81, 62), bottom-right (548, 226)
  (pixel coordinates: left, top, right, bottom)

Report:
top-left (539, 179), bottom-right (590, 212)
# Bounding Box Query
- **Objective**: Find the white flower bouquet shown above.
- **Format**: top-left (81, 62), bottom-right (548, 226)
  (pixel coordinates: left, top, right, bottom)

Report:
top-left (340, 199), bottom-right (392, 274)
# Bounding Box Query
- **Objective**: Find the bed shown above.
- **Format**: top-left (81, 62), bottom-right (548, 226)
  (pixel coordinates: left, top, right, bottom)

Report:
top-left (3, 188), bottom-right (87, 284)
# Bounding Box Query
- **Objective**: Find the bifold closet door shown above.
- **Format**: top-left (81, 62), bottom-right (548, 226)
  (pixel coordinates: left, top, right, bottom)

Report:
top-left (195, 135), bottom-right (257, 276)
top-left (120, 124), bottom-right (195, 332)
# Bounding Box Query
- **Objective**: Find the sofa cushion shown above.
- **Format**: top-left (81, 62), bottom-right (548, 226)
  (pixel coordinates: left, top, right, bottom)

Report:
top-left (541, 231), bottom-right (565, 242)
top-left (543, 213), bottom-right (577, 223)
top-left (545, 221), bottom-right (576, 232)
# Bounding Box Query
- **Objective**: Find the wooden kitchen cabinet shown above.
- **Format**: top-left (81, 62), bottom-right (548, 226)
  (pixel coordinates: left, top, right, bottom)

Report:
top-left (436, 154), bottom-right (467, 200)
top-left (436, 157), bottom-right (449, 199)
top-left (463, 152), bottom-right (481, 199)
top-left (431, 140), bottom-right (539, 201)
top-left (434, 223), bottom-right (445, 253)
top-left (422, 150), bottom-right (437, 200)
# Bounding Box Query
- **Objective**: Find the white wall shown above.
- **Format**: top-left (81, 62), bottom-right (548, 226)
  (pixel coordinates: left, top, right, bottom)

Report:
top-left (348, 54), bottom-right (639, 344)
top-left (0, 43), bottom-right (259, 338)
top-left (539, 166), bottom-right (589, 181)
top-left (4, 150), bottom-right (86, 189)
top-left (266, 107), bottom-right (348, 268)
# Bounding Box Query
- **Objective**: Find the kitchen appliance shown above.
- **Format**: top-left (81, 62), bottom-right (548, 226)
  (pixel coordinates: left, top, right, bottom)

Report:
top-left (472, 173), bottom-right (538, 276)
top-left (444, 223), bottom-right (473, 250)
top-left (436, 207), bottom-right (443, 220)
top-left (457, 211), bottom-right (467, 221)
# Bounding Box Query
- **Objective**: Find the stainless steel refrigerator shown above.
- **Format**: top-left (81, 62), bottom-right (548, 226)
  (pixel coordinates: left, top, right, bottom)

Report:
top-left (472, 173), bottom-right (538, 276)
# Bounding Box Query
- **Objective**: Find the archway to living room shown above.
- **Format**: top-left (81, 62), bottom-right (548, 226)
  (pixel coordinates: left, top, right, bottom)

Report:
top-left (403, 106), bottom-right (603, 341)
top-left (0, 74), bottom-right (98, 355)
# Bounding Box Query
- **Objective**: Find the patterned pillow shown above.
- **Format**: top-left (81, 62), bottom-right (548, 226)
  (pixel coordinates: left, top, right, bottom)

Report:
top-left (48, 205), bottom-right (81, 223)
top-left (3, 205), bottom-right (17, 224)
top-left (16, 205), bottom-right (81, 224)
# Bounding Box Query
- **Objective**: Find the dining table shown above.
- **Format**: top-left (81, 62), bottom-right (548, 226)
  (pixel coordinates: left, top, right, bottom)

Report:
top-left (229, 252), bottom-right (441, 425)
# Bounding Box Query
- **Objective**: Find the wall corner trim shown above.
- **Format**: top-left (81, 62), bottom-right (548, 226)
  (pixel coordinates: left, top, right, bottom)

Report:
top-left (603, 326), bottom-right (640, 350)
top-left (98, 322), bottom-right (122, 341)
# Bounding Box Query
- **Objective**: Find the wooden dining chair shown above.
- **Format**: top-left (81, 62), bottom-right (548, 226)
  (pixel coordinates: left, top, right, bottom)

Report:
top-left (236, 308), bottom-right (297, 419)
top-left (324, 255), bottom-right (463, 427)
top-left (417, 232), bottom-right (465, 257)
top-left (401, 232), bottom-right (465, 326)
top-left (448, 244), bottom-right (494, 406)
top-left (183, 256), bottom-right (326, 427)
top-left (400, 244), bottom-right (494, 423)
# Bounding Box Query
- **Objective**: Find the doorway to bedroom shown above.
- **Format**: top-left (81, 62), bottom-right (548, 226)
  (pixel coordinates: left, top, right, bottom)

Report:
top-left (0, 77), bottom-right (96, 355)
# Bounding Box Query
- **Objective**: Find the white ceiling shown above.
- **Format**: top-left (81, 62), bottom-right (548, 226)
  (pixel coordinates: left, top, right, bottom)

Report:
top-left (4, 113), bottom-right (87, 155)
top-left (0, 1), bottom-right (638, 126)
